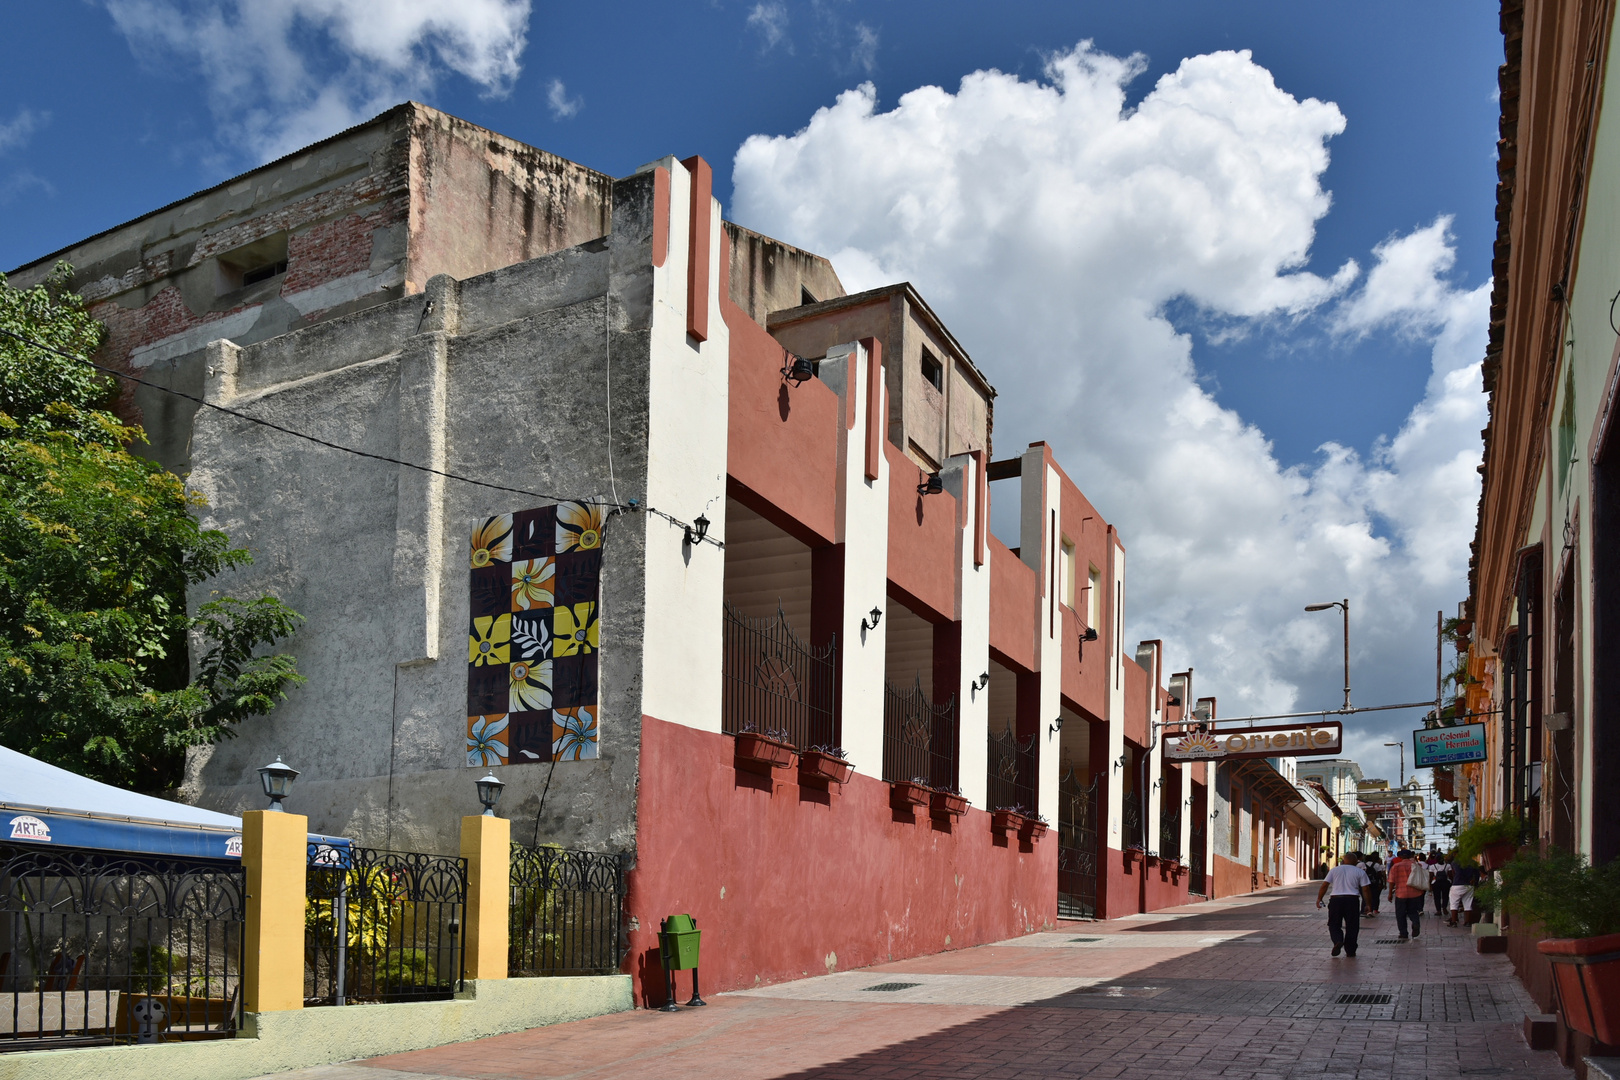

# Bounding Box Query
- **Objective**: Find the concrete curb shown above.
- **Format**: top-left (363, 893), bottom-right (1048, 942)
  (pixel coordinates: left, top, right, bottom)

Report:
top-left (0, 976), bottom-right (632, 1080)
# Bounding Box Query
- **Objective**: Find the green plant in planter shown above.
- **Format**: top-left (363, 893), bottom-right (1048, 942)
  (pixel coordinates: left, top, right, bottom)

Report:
top-left (1455, 811), bottom-right (1523, 862)
top-left (1477, 847), bottom-right (1620, 939)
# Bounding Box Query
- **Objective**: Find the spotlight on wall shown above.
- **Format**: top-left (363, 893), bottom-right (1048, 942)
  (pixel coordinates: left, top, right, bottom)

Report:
top-left (862, 606), bottom-right (883, 631)
top-left (917, 471), bottom-right (944, 497)
top-left (781, 353), bottom-right (816, 386)
top-left (1083, 627), bottom-right (1099, 641)
top-left (684, 513), bottom-right (710, 547)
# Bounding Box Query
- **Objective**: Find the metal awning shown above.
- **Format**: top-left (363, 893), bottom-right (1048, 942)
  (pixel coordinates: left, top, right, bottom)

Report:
top-left (0, 745), bottom-right (348, 860)
top-left (1228, 757), bottom-right (1305, 813)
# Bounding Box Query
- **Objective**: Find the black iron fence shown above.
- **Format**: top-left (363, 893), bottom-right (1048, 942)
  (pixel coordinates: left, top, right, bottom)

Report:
top-left (304, 844), bottom-right (465, 1006)
top-left (1187, 827), bottom-right (1207, 895)
top-left (509, 845), bottom-right (625, 977)
top-left (882, 678), bottom-right (958, 789)
top-left (1, 844), bottom-right (243, 1050)
top-left (721, 602), bottom-right (837, 750)
top-left (1058, 767), bottom-right (1100, 919)
top-left (986, 727), bottom-right (1036, 812)
top-left (1123, 799), bottom-right (1143, 850)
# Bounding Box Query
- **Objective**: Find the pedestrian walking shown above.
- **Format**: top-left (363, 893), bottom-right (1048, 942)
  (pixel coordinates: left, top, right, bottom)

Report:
top-left (1316, 852), bottom-right (1373, 957)
top-left (1388, 848), bottom-right (1429, 940)
top-left (1430, 854), bottom-right (1452, 916)
top-left (1364, 854), bottom-right (1385, 915)
top-left (1450, 858), bottom-right (1481, 926)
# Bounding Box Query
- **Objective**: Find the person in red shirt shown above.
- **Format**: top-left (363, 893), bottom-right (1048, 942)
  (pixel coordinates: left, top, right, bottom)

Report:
top-left (1387, 848), bottom-right (1427, 940)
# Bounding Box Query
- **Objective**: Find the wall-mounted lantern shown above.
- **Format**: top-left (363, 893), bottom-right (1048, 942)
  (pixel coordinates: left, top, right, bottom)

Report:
top-left (972, 671), bottom-right (990, 693)
top-left (861, 606), bottom-right (883, 631)
top-left (684, 513), bottom-right (710, 547)
top-left (1049, 716), bottom-right (1063, 738)
top-left (917, 472), bottom-right (944, 497)
top-left (257, 757), bottom-right (299, 812)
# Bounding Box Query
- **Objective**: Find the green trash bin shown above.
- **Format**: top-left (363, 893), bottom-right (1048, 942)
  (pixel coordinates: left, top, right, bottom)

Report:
top-left (659, 914), bottom-right (702, 970)
top-left (657, 914), bottom-right (706, 1011)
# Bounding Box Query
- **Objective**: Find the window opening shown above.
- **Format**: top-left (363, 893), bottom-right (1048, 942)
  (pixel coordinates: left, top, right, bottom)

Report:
top-left (921, 348), bottom-right (944, 392)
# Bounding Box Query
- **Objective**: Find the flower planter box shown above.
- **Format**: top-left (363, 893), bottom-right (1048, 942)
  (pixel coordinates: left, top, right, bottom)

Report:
top-left (1124, 847), bottom-right (1145, 867)
top-left (1480, 839), bottom-right (1517, 872)
top-left (889, 780), bottom-right (931, 810)
top-left (1020, 819), bottom-right (1049, 842)
top-left (991, 809), bottom-right (1024, 834)
top-left (930, 791), bottom-right (970, 819)
top-left (799, 750), bottom-right (854, 785)
top-left (734, 732), bottom-right (796, 769)
top-left (1539, 933), bottom-right (1620, 1043)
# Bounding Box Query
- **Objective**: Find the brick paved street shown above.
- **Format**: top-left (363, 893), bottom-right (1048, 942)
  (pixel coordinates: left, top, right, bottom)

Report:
top-left (263, 885), bottom-right (1568, 1080)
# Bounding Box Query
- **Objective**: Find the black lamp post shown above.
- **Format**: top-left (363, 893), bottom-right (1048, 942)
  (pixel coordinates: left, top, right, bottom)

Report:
top-left (476, 772), bottom-right (506, 816)
top-left (257, 757), bottom-right (299, 812)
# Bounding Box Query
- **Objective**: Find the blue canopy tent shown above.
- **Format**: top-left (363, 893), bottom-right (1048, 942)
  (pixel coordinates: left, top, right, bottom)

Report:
top-left (0, 745), bottom-right (349, 861)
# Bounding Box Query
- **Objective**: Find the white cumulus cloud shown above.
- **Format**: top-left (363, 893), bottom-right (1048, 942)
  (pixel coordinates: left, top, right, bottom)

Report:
top-left (103, 0), bottom-right (531, 160)
top-left (732, 43), bottom-right (1486, 781)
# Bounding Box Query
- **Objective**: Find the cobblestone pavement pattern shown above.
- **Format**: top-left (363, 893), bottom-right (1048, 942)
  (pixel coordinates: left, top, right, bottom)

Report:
top-left (260, 884), bottom-right (1567, 1080)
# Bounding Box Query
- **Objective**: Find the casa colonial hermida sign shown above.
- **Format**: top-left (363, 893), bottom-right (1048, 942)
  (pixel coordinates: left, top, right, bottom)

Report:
top-left (1412, 723), bottom-right (1487, 767)
top-left (1166, 720), bottom-right (1343, 761)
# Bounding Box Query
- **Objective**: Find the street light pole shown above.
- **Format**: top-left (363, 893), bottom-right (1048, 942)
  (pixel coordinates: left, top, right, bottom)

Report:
top-left (1305, 598), bottom-right (1351, 710)
top-left (1384, 740), bottom-right (1405, 786)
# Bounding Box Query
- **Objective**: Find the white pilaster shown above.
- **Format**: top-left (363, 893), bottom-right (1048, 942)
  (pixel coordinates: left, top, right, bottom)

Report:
top-left (640, 161), bottom-right (730, 731)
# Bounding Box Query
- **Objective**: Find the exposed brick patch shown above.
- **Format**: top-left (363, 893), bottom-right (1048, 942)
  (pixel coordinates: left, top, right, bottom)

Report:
top-left (283, 206), bottom-right (398, 293)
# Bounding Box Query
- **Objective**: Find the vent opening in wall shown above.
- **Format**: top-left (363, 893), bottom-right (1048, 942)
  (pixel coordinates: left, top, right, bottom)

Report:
top-left (801, 285), bottom-right (817, 305)
top-left (217, 232), bottom-right (289, 293)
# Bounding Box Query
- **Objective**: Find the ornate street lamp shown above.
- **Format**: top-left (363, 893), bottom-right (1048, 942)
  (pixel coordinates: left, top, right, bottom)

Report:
top-left (475, 773), bottom-right (506, 816)
top-left (257, 757), bottom-right (299, 812)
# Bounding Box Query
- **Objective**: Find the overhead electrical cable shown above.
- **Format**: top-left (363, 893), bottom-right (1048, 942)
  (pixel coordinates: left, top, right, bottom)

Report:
top-left (0, 326), bottom-right (728, 548)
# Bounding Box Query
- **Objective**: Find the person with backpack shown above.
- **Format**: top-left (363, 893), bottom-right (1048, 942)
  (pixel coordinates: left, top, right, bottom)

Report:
top-left (1387, 848), bottom-right (1430, 940)
top-left (1363, 853), bottom-right (1385, 915)
top-left (1429, 853), bottom-right (1452, 917)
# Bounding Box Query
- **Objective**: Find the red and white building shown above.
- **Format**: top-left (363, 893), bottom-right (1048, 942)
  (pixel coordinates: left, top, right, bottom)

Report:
top-left (11, 105), bottom-right (1218, 1003)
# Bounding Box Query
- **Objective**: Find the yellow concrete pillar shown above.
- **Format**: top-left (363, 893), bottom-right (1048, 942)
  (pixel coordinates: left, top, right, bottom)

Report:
top-left (460, 814), bottom-right (511, 981)
top-left (242, 809), bottom-right (307, 1012)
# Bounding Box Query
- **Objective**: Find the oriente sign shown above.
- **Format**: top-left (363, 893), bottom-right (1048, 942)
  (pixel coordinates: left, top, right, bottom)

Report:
top-left (1166, 720), bottom-right (1343, 761)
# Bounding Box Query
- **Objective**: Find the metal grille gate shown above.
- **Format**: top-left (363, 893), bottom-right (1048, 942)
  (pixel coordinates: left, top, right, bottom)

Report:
top-left (882, 678), bottom-right (959, 790)
top-left (1058, 768), bottom-right (1100, 919)
top-left (721, 602), bottom-right (837, 750)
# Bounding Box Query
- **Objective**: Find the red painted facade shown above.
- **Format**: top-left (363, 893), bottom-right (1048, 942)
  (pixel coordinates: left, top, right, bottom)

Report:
top-left (625, 716), bottom-right (1057, 1005)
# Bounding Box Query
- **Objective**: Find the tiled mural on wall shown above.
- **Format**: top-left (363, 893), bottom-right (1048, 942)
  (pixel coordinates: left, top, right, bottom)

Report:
top-left (467, 502), bottom-right (603, 766)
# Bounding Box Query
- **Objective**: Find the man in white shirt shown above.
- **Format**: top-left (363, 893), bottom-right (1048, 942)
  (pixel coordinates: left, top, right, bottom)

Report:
top-left (1316, 852), bottom-right (1373, 957)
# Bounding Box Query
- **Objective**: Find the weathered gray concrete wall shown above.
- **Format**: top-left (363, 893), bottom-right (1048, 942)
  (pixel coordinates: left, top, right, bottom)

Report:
top-left (9, 103), bottom-right (615, 482)
top-left (725, 222), bottom-right (846, 325)
top-left (180, 171), bottom-right (661, 858)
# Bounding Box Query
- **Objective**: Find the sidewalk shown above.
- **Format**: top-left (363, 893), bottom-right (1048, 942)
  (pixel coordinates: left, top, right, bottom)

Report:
top-left (260, 885), bottom-right (1567, 1080)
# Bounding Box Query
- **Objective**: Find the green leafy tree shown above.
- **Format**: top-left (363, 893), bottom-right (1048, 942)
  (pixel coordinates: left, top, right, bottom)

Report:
top-left (0, 264), bottom-right (303, 790)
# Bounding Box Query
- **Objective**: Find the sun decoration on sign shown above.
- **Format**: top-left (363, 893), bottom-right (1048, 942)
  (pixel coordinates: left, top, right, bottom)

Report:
top-left (1176, 731), bottom-right (1220, 756)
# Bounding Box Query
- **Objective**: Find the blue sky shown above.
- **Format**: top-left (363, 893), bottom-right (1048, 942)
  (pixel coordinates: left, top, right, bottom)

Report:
top-left (2, 2), bottom-right (1502, 801)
